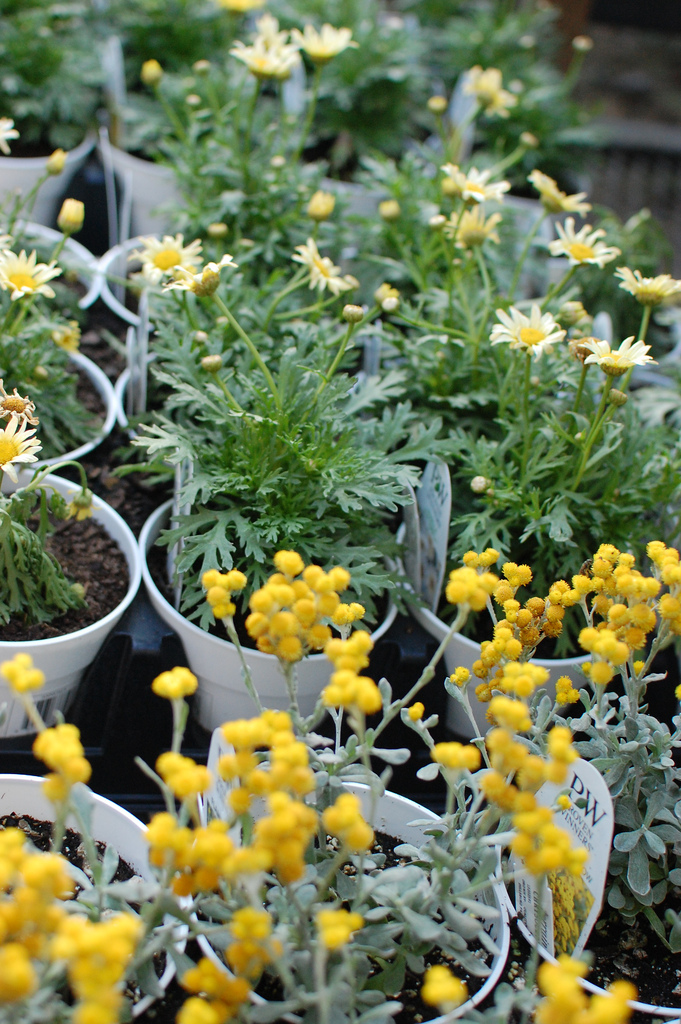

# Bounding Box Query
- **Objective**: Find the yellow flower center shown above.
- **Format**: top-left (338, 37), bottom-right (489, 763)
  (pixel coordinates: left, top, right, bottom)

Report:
top-left (0, 436), bottom-right (21, 464)
top-left (153, 249), bottom-right (182, 270)
top-left (519, 327), bottom-right (545, 346)
top-left (466, 183), bottom-right (485, 198)
top-left (1, 397), bottom-right (27, 413)
top-left (313, 257), bottom-right (332, 278)
top-left (567, 242), bottom-right (594, 262)
top-left (9, 273), bottom-right (37, 292)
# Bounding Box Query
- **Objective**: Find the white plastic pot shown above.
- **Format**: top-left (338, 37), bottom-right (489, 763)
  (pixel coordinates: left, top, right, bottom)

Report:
top-left (139, 500), bottom-right (398, 732)
top-left (0, 473), bottom-right (142, 736)
top-left (17, 220), bottom-right (101, 310)
top-left (98, 138), bottom-right (181, 240)
top-left (198, 783), bottom-right (510, 1022)
top-left (410, 603), bottom-right (584, 738)
top-left (34, 351), bottom-right (117, 467)
top-left (0, 774), bottom-right (175, 1017)
top-left (0, 134), bottom-right (95, 228)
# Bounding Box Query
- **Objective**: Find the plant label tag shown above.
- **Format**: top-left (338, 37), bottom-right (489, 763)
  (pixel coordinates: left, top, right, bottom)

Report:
top-left (401, 481), bottom-right (421, 593)
top-left (203, 728), bottom-right (235, 825)
top-left (416, 462), bottom-right (451, 611)
top-left (512, 757), bottom-right (614, 959)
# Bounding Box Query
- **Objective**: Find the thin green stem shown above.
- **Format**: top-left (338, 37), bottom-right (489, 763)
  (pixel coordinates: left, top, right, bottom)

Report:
top-left (638, 304), bottom-right (652, 344)
top-left (571, 375), bottom-right (614, 490)
top-left (292, 63), bottom-right (323, 164)
top-left (155, 84), bottom-right (188, 142)
top-left (540, 264), bottom-right (576, 311)
top-left (508, 210), bottom-right (547, 303)
top-left (520, 352), bottom-right (532, 481)
top-left (262, 270), bottom-right (308, 328)
top-left (571, 363), bottom-right (588, 416)
top-left (314, 320), bottom-right (357, 401)
top-left (212, 293), bottom-right (281, 408)
top-left (242, 79), bottom-right (261, 186)
top-left (223, 616), bottom-right (264, 714)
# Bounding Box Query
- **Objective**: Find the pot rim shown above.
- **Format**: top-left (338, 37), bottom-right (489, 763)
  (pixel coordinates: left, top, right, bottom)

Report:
top-left (0, 471), bottom-right (142, 649)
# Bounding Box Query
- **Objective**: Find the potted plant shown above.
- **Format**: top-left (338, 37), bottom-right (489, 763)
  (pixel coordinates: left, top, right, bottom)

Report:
top-left (0, 2), bottom-right (103, 225)
top-left (0, 549), bottom-right (633, 1024)
top-left (446, 538), bottom-right (681, 1017)
top-left (124, 239), bottom-right (451, 730)
top-left (0, 392), bottom-right (141, 737)
top-left (345, 143), bottom-right (681, 732)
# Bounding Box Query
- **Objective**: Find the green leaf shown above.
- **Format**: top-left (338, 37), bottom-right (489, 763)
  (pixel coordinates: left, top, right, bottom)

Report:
top-left (627, 842), bottom-right (651, 896)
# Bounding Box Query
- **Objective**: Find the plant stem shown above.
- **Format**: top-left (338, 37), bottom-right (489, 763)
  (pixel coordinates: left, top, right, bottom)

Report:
top-left (223, 615), bottom-right (264, 714)
top-left (571, 363), bottom-right (588, 416)
top-left (211, 293), bottom-right (281, 408)
top-left (262, 269), bottom-right (308, 328)
top-left (571, 375), bottom-right (614, 490)
top-left (540, 263), bottom-right (576, 311)
top-left (293, 63), bottom-right (322, 165)
top-left (508, 210), bottom-right (547, 303)
top-left (242, 79), bottom-right (261, 188)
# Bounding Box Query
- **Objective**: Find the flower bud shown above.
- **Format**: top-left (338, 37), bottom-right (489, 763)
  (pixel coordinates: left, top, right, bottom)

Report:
top-left (608, 388), bottom-right (628, 407)
top-left (193, 59), bottom-right (211, 76)
top-left (34, 366), bottom-right (48, 380)
top-left (342, 304), bottom-right (364, 323)
top-left (307, 190), bottom-right (336, 222)
top-left (201, 354), bottom-right (223, 373)
top-left (270, 155), bottom-right (286, 169)
top-left (520, 132), bottom-right (539, 148)
top-left (429, 214), bottom-right (447, 230)
top-left (207, 222), bottom-right (229, 238)
top-left (427, 95), bottom-right (448, 115)
top-left (193, 330), bottom-right (209, 344)
top-left (57, 198), bottom-right (84, 235)
top-left (185, 93), bottom-right (202, 107)
top-left (374, 283), bottom-right (400, 311)
top-left (379, 199), bottom-right (401, 222)
top-left (382, 297), bottom-right (399, 312)
top-left (471, 475), bottom-right (491, 494)
top-left (572, 35), bottom-right (593, 52)
top-left (141, 59), bottom-right (163, 86)
top-left (46, 149), bottom-right (67, 175)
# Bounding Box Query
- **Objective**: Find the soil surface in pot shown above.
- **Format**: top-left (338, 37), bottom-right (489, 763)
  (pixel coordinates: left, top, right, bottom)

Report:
top-left (2, 515), bottom-right (129, 640)
top-left (586, 906), bottom-right (681, 1015)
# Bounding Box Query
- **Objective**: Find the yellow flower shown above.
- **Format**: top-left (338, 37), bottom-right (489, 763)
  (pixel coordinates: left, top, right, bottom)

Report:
top-left (0, 249), bottom-right (61, 300)
top-left (549, 217), bottom-right (621, 267)
top-left (463, 65), bottom-right (517, 118)
top-left (292, 238), bottom-right (355, 296)
top-left (322, 792), bottom-right (374, 852)
top-left (614, 266), bottom-right (681, 306)
top-left (316, 908), bottom-right (363, 949)
top-left (407, 701), bottom-right (424, 721)
top-left (378, 199), bottom-right (401, 222)
top-left (66, 487), bottom-right (94, 522)
top-left (421, 965), bottom-right (468, 1011)
top-left (51, 319), bottom-right (81, 353)
top-left (432, 742), bottom-right (481, 771)
top-left (131, 234), bottom-right (203, 285)
top-left (1, 653), bottom-right (45, 693)
top-left (374, 282), bottom-right (400, 311)
top-left (528, 170), bottom-right (591, 215)
top-left (440, 163), bottom-right (510, 204)
top-left (152, 666), bottom-right (199, 700)
top-left (0, 117), bottom-right (20, 155)
top-left (215, 0), bottom-right (265, 9)
top-left (490, 304), bottom-right (566, 359)
top-left (0, 943), bottom-right (37, 1000)
top-left (163, 254), bottom-right (238, 296)
top-left (0, 415), bottom-right (42, 482)
top-left (46, 149), bottom-right (67, 175)
top-left (581, 336), bottom-right (656, 376)
top-left (488, 695), bottom-right (532, 732)
top-left (291, 24), bottom-right (357, 65)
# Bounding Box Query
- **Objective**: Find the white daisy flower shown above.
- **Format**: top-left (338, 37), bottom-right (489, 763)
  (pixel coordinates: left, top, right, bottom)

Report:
top-left (231, 16), bottom-right (301, 80)
top-left (440, 164), bottom-right (510, 204)
top-left (291, 24), bottom-right (357, 64)
top-left (0, 118), bottom-right (19, 156)
top-left (0, 249), bottom-right (62, 301)
top-left (614, 267), bottom-right (681, 307)
top-left (130, 234), bottom-right (203, 285)
top-left (463, 66), bottom-right (517, 118)
top-left (162, 254), bottom-right (238, 297)
top-left (528, 170), bottom-right (591, 216)
top-left (490, 305), bottom-right (566, 359)
top-left (548, 218), bottom-right (621, 268)
top-left (292, 238), bottom-right (355, 296)
top-left (581, 336), bottom-right (657, 376)
top-left (0, 416), bottom-right (42, 482)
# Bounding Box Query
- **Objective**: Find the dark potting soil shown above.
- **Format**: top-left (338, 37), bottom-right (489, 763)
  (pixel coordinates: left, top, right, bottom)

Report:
top-left (0, 812), bottom-right (135, 883)
top-left (2, 514), bottom-right (129, 640)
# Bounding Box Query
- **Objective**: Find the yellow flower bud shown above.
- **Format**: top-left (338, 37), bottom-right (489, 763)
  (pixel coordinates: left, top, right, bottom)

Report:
top-left (57, 198), bottom-right (84, 235)
top-left (141, 59), bottom-right (164, 86)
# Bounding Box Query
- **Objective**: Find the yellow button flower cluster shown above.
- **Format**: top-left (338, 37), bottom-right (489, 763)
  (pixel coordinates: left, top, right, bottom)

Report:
top-left (0, 653), bottom-right (45, 693)
top-left (253, 791), bottom-right (318, 884)
top-left (178, 957), bottom-right (251, 1024)
top-left (52, 913), bottom-right (143, 1024)
top-left (512, 804), bottom-right (588, 877)
top-left (226, 906), bottom-right (280, 978)
top-left (202, 567), bottom-right (248, 620)
top-left (32, 722), bottom-right (92, 802)
top-left (220, 710), bottom-right (315, 805)
top-left (322, 631), bottom-right (381, 714)
top-left (446, 563), bottom-right (499, 611)
top-left (316, 908), bottom-right (364, 950)
top-left (156, 751), bottom-right (213, 801)
top-left (556, 674), bottom-right (581, 705)
top-left (421, 964), bottom-right (468, 1013)
top-left (152, 666), bottom-right (198, 700)
top-left (432, 741), bottom-right (481, 771)
top-left (243, 551), bottom-right (364, 663)
top-left (536, 954), bottom-right (636, 1024)
top-left (146, 814), bottom-right (236, 897)
top-left (322, 791), bottom-right (374, 853)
